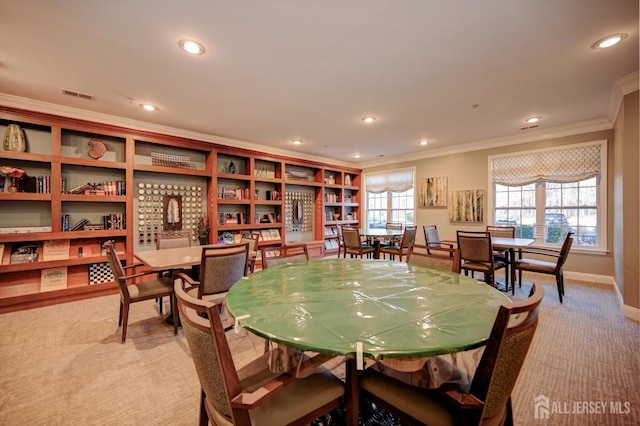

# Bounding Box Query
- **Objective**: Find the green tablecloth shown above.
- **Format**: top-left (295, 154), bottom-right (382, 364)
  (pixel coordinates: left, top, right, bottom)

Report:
top-left (226, 259), bottom-right (510, 359)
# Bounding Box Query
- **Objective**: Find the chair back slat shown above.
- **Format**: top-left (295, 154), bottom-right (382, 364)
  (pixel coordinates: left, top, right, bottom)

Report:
top-left (457, 231), bottom-right (493, 263)
top-left (104, 241), bottom-right (129, 299)
top-left (342, 227), bottom-right (363, 250)
top-left (199, 243), bottom-right (249, 298)
top-left (261, 244), bottom-right (309, 269)
top-left (175, 279), bottom-right (239, 420)
top-left (385, 222), bottom-right (403, 230)
top-left (423, 224), bottom-right (444, 248)
top-left (399, 226), bottom-right (417, 248)
top-left (486, 226), bottom-right (515, 239)
top-left (557, 232), bottom-right (574, 270)
top-left (156, 230), bottom-right (192, 250)
top-left (407, 244), bottom-right (461, 273)
top-left (471, 284), bottom-right (543, 420)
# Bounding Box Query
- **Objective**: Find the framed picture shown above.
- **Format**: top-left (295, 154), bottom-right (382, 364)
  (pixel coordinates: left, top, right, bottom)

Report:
top-left (163, 195), bottom-right (183, 230)
top-left (449, 189), bottom-right (484, 222)
top-left (418, 176), bottom-right (447, 207)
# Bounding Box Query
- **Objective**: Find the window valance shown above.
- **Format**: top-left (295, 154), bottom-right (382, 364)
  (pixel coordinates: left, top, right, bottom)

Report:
top-left (491, 142), bottom-right (601, 186)
top-left (365, 168), bottom-right (414, 193)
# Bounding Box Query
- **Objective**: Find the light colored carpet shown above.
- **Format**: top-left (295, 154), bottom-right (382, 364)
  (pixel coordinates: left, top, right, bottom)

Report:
top-left (0, 277), bottom-right (638, 425)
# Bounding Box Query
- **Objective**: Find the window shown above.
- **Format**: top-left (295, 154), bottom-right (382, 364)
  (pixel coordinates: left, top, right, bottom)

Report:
top-left (364, 168), bottom-right (415, 228)
top-left (490, 141), bottom-right (606, 250)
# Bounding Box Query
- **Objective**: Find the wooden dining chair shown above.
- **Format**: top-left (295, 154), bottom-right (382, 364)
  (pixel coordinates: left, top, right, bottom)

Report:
top-left (360, 284), bottom-right (543, 426)
top-left (155, 230), bottom-right (193, 312)
top-left (176, 242), bottom-right (249, 304)
top-left (381, 222), bottom-right (404, 246)
top-left (407, 244), bottom-right (461, 273)
top-left (104, 241), bottom-right (178, 343)
top-left (240, 232), bottom-right (259, 274)
top-left (457, 230), bottom-right (507, 289)
top-left (380, 226), bottom-right (417, 262)
top-left (486, 225), bottom-right (516, 283)
top-left (342, 227), bottom-right (375, 259)
top-left (260, 244), bottom-right (309, 269)
top-left (174, 277), bottom-right (345, 426)
top-left (514, 232), bottom-right (574, 303)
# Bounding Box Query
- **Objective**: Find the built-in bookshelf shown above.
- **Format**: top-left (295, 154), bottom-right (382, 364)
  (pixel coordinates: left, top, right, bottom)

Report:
top-left (0, 106), bottom-right (361, 312)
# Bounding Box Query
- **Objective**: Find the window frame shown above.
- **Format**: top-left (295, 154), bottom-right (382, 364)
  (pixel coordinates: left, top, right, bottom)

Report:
top-left (487, 140), bottom-right (607, 253)
top-left (363, 167), bottom-right (416, 229)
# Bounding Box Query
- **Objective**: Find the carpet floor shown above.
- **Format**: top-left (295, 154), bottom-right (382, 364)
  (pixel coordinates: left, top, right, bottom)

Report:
top-left (0, 275), bottom-right (637, 425)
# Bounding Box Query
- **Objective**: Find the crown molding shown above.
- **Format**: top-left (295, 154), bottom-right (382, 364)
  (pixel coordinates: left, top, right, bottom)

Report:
top-left (607, 71), bottom-right (639, 124)
top-left (0, 94), bottom-right (355, 168)
top-left (358, 118), bottom-right (612, 169)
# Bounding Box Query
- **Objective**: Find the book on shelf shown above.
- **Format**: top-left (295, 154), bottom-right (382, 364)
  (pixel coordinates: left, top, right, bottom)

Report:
top-left (78, 246), bottom-right (93, 258)
top-left (69, 218), bottom-right (90, 231)
top-left (10, 243), bottom-right (39, 264)
top-left (40, 267), bottom-right (68, 292)
top-left (42, 240), bottom-right (70, 261)
top-left (0, 244), bottom-right (4, 265)
top-left (268, 228), bottom-right (281, 241)
top-left (260, 229), bottom-right (272, 241)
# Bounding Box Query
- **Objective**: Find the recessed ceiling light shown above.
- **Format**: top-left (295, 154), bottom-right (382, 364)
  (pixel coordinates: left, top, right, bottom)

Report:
top-left (352, 153), bottom-right (362, 158)
top-left (418, 140), bottom-right (428, 146)
top-left (591, 33), bottom-right (628, 49)
top-left (292, 139), bottom-right (303, 145)
top-left (139, 103), bottom-right (158, 112)
top-left (525, 116), bottom-right (541, 124)
top-left (178, 39), bottom-right (206, 55)
top-left (362, 116), bottom-right (376, 124)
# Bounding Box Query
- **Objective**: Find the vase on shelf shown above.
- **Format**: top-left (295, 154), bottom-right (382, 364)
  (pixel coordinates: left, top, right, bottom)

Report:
top-left (7, 177), bottom-right (20, 192)
top-left (3, 124), bottom-right (27, 152)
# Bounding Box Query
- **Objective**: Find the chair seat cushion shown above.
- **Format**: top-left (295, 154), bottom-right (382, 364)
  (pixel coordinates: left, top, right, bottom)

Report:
top-left (208, 371), bottom-right (344, 426)
top-left (360, 369), bottom-right (455, 425)
top-left (129, 277), bottom-right (173, 300)
top-left (461, 260), bottom-right (505, 272)
top-left (515, 258), bottom-right (555, 273)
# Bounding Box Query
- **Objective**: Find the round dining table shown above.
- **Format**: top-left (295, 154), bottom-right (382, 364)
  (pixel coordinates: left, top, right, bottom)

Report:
top-left (226, 258), bottom-right (510, 425)
top-left (227, 258), bottom-right (509, 359)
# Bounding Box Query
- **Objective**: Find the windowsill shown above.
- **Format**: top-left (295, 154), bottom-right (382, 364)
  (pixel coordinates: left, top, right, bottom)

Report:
top-left (529, 244), bottom-right (609, 256)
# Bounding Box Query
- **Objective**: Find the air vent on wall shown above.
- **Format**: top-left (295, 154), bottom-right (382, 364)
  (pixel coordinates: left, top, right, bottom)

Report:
top-left (520, 124), bottom-right (539, 130)
top-left (60, 89), bottom-right (95, 101)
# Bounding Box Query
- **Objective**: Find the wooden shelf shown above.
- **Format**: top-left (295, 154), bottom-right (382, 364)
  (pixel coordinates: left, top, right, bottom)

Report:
top-left (0, 106), bottom-right (361, 313)
top-left (60, 157), bottom-right (127, 169)
top-left (61, 194), bottom-right (126, 202)
top-left (0, 193), bottom-right (51, 201)
top-left (134, 164), bottom-right (210, 176)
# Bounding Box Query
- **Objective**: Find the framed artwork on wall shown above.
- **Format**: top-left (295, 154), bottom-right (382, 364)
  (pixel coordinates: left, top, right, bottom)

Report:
top-left (418, 176), bottom-right (447, 207)
top-left (449, 189), bottom-right (484, 222)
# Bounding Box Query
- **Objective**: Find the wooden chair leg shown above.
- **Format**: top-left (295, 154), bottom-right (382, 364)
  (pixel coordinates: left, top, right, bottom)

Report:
top-left (171, 293), bottom-right (178, 335)
top-left (158, 297), bottom-right (163, 314)
top-left (121, 302), bottom-right (130, 343)
top-left (199, 390), bottom-right (209, 426)
top-left (556, 272), bottom-right (564, 303)
top-left (118, 301), bottom-right (123, 326)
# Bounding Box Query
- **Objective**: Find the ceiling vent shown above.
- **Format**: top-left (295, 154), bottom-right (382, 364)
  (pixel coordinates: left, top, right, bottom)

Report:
top-left (520, 124), bottom-right (539, 130)
top-left (61, 89), bottom-right (95, 101)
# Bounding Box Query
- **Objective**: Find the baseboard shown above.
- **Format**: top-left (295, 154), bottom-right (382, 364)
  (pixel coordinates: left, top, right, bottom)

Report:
top-left (564, 271), bottom-right (615, 285)
top-left (527, 271), bottom-right (639, 322)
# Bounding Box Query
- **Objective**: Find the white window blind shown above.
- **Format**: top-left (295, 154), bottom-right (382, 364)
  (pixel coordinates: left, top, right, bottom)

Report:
top-left (491, 142), bottom-right (601, 186)
top-left (365, 168), bottom-right (414, 193)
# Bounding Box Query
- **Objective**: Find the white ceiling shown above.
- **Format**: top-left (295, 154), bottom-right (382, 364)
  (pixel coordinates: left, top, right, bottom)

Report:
top-left (0, 1), bottom-right (637, 167)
